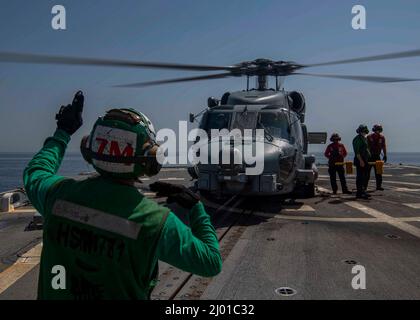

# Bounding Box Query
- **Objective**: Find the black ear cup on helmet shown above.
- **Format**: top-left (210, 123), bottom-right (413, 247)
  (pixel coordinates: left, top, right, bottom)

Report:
top-left (144, 157), bottom-right (162, 176)
top-left (80, 135), bottom-right (93, 164)
top-left (142, 144), bottom-right (162, 176)
top-left (330, 133), bottom-right (341, 142)
top-left (372, 124), bottom-right (383, 133)
top-left (356, 125), bottom-right (369, 134)
top-left (330, 137), bottom-right (341, 142)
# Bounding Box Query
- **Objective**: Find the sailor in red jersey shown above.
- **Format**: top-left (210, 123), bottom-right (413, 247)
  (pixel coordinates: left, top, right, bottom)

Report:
top-left (367, 124), bottom-right (387, 191)
top-left (324, 133), bottom-right (351, 195)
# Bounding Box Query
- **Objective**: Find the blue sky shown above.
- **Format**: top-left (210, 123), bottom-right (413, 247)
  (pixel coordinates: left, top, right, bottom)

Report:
top-left (0, 0), bottom-right (420, 153)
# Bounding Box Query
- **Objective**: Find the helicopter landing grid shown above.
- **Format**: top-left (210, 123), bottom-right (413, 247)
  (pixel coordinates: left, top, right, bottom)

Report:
top-left (1, 165), bottom-right (420, 300)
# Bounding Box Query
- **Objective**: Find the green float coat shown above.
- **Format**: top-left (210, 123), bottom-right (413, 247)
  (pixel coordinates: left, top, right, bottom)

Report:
top-left (23, 129), bottom-right (222, 299)
top-left (352, 134), bottom-right (371, 162)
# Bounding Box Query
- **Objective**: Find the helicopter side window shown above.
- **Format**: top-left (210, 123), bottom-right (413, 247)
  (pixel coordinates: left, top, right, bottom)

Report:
top-left (291, 115), bottom-right (303, 146)
top-left (257, 112), bottom-right (290, 140)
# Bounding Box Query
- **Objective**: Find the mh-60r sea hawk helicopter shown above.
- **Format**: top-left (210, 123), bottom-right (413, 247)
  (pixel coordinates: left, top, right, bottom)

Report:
top-left (187, 69), bottom-right (323, 198)
top-left (1, 49), bottom-right (420, 197)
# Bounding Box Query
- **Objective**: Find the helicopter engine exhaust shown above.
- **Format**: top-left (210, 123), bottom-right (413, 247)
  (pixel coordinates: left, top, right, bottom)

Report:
top-left (288, 91), bottom-right (306, 121)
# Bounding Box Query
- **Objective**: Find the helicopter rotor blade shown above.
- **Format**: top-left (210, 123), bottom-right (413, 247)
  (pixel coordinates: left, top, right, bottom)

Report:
top-left (293, 72), bottom-right (420, 83)
top-left (304, 49), bottom-right (420, 68)
top-left (0, 52), bottom-right (234, 72)
top-left (113, 72), bottom-right (233, 87)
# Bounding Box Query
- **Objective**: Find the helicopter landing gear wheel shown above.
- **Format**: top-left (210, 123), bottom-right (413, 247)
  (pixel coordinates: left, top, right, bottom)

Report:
top-left (303, 183), bottom-right (315, 198)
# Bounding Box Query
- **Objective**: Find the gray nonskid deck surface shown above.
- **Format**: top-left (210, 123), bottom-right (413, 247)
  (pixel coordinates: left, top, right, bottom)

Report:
top-left (1, 165), bottom-right (420, 299)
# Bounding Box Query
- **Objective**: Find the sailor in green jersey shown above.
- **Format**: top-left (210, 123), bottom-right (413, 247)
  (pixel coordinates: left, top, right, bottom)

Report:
top-left (352, 124), bottom-right (371, 199)
top-left (23, 91), bottom-right (222, 300)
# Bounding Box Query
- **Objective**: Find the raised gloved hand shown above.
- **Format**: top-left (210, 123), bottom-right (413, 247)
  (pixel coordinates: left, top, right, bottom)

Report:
top-left (56, 91), bottom-right (84, 135)
top-left (383, 155), bottom-right (387, 163)
top-left (150, 181), bottom-right (200, 209)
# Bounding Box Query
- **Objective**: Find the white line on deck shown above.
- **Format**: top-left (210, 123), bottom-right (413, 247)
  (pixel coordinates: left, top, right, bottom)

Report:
top-left (404, 203), bottom-right (420, 209)
top-left (316, 186), bottom-right (420, 223)
top-left (318, 175), bottom-right (330, 178)
top-left (384, 180), bottom-right (420, 187)
top-left (158, 177), bottom-right (186, 181)
top-left (319, 174), bottom-right (392, 178)
top-left (318, 177), bottom-right (420, 189)
top-left (393, 188), bottom-right (420, 192)
top-left (398, 165), bottom-right (420, 170)
top-left (0, 242), bottom-right (42, 295)
top-left (317, 186), bottom-right (331, 193)
top-left (143, 192), bottom-right (156, 197)
top-left (253, 212), bottom-right (420, 223)
top-left (317, 184), bottom-right (420, 194)
top-left (400, 217), bottom-right (420, 222)
top-left (345, 201), bottom-right (420, 239)
top-left (282, 205), bottom-right (315, 212)
top-left (253, 212), bottom-right (380, 222)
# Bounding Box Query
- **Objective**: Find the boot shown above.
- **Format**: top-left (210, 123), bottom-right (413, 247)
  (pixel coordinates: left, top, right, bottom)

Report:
top-left (343, 188), bottom-right (352, 195)
top-left (356, 193), bottom-right (370, 200)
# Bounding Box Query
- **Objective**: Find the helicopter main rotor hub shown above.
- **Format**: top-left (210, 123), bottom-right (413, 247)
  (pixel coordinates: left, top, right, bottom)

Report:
top-left (232, 59), bottom-right (304, 77)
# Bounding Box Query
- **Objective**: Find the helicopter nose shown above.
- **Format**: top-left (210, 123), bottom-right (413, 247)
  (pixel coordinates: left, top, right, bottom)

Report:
top-left (219, 147), bottom-right (242, 166)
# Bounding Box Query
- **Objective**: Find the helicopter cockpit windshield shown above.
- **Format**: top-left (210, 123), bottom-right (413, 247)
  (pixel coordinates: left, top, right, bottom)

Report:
top-left (232, 111), bottom-right (258, 132)
top-left (202, 110), bottom-right (291, 141)
top-left (205, 112), bottom-right (231, 132)
top-left (257, 112), bottom-right (290, 140)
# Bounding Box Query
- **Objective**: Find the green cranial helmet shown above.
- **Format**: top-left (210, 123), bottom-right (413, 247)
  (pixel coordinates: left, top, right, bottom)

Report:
top-left (356, 124), bottom-right (369, 135)
top-left (80, 108), bottom-right (161, 179)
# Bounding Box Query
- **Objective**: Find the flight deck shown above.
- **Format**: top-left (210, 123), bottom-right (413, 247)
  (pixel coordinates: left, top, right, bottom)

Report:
top-left (1, 165), bottom-right (420, 300)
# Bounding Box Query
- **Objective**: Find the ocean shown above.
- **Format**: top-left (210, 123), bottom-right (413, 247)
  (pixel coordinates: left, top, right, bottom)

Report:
top-left (0, 152), bottom-right (92, 193)
top-left (1, 152), bottom-right (420, 193)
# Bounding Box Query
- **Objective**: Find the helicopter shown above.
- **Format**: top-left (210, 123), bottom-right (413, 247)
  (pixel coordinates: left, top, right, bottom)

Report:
top-left (187, 80), bottom-right (323, 198)
top-left (1, 49), bottom-right (420, 197)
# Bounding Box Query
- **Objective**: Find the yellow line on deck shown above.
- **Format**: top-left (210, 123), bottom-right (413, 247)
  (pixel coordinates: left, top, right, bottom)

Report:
top-left (0, 243), bottom-right (42, 295)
